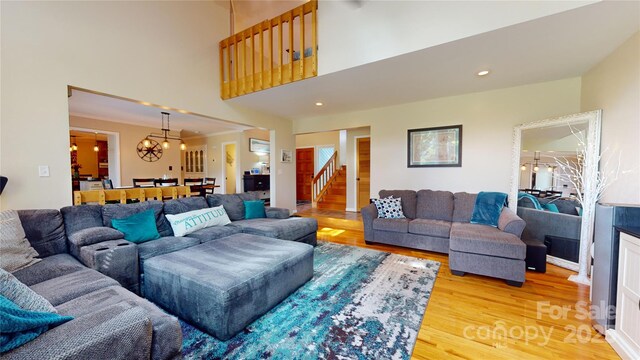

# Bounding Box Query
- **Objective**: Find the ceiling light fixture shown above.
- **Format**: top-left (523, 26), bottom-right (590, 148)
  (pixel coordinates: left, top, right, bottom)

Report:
top-left (477, 70), bottom-right (490, 76)
top-left (533, 151), bottom-right (541, 172)
top-left (141, 112), bottom-right (186, 151)
top-left (315, 102), bottom-right (324, 106)
top-left (93, 132), bottom-right (100, 152)
top-left (70, 136), bottom-right (78, 152)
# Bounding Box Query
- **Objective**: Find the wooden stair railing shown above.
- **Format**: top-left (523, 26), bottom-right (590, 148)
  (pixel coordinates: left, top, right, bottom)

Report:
top-left (219, 0), bottom-right (317, 100)
top-left (311, 151), bottom-right (338, 208)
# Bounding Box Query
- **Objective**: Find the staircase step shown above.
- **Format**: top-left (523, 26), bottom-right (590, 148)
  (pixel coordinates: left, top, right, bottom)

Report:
top-left (317, 202), bottom-right (346, 211)
top-left (322, 194), bottom-right (346, 202)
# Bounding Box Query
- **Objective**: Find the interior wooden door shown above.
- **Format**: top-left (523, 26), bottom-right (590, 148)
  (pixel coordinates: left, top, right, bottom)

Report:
top-left (296, 148), bottom-right (314, 201)
top-left (356, 137), bottom-right (371, 210)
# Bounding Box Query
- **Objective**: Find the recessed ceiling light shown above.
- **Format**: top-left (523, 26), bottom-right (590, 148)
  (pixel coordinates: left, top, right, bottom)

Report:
top-left (477, 70), bottom-right (490, 76)
top-left (315, 102), bottom-right (324, 106)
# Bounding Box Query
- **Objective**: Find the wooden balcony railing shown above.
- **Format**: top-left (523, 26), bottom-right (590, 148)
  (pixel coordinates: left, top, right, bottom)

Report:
top-left (219, 0), bottom-right (317, 99)
top-left (311, 151), bottom-right (337, 208)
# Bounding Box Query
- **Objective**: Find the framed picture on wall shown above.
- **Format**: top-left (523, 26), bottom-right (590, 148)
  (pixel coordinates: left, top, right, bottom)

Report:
top-left (249, 138), bottom-right (270, 153)
top-left (280, 149), bottom-right (292, 163)
top-left (407, 125), bottom-right (462, 167)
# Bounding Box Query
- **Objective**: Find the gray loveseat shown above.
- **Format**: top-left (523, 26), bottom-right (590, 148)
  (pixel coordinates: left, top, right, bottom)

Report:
top-left (362, 190), bottom-right (527, 286)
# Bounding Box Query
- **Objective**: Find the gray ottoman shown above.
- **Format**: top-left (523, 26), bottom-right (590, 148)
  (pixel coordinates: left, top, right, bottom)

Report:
top-left (143, 233), bottom-right (314, 340)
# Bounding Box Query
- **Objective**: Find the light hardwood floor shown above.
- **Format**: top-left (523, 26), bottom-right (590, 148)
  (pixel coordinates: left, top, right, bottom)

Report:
top-left (296, 208), bottom-right (620, 360)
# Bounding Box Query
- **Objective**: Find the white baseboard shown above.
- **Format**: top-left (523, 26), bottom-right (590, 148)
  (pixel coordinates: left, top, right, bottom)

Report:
top-left (547, 255), bottom-right (579, 272)
top-left (607, 329), bottom-right (639, 360)
top-left (345, 208), bottom-right (357, 212)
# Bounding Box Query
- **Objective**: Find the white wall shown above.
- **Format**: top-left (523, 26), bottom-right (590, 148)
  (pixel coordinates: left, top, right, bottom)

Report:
top-left (294, 78), bottom-right (582, 198)
top-left (318, 1), bottom-right (594, 75)
top-left (0, 1), bottom-right (295, 210)
top-left (581, 32), bottom-right (640, 204)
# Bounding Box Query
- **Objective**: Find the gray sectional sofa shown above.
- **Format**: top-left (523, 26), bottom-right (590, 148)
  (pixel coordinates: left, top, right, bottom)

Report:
top-left (5, 209), bottom-right (182, 360)
top-left (4, 193), bottom-right (318, 358)
top-left (362, 190), bottom-right (527, 286)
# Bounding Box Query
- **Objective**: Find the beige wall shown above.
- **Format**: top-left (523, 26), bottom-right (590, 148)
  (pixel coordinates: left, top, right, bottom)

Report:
top-left (295, 130), bottom-right (341, 172)
top-left (345, 127), bottom-right (371, 211)
top-left (581, 32), bottom-right (640, 204)
top-left (1, 1), bottom-right (295, 210)
top-left (70, 116), bottom-right (183, 186)
top-left (241, 129), bottom-right (271, 183)
top-left (294, 78), bottom-right (583, 198)
top-left (318, 1), bottom-right (593, 75)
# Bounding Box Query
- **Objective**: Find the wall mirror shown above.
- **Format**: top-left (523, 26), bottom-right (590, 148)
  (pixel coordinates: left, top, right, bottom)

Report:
top-left (510, 110), bottom-right (601, 284)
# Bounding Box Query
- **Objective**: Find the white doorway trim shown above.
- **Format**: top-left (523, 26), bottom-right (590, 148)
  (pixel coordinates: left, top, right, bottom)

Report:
top-left (70, 127), bottom-right (121, 188)
top-left (220, 141), bottom-right (238, 194)
top-left (350, 135), bottom-right (371, 212)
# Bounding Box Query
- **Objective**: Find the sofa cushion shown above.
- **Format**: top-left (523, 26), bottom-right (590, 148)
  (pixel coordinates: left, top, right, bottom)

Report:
top-left (185, 224), bottom-right (241, 243)
top-left (452, 192), bottom-right (477, 223)
top-left (372, 218), bottom-right (410, 233)
top-left (206, 193), bottom-right (260, 221)
top-left (55, 286), bottom-right (182, 360)
top-left (102, 201), bottom-right (172, 237)
top-left (60, 205), bottom-right (103, 236)
top-left (137, 236), bottom-right (200, 270)
top-left (30, 268), bottom-right (120, 306)
top-left (163, 197), bottom-right (208, 215)
top-left (17, 209), bottom-right (68, 258)
top-left (12, 254), bottom-right (85, 286)
top-left (7, 302), bottom-right (152, 360)
top-left (67, 227), bottom-right (125, 258)
top-left (408, 219), bottom-right (451, 238)
top-left (232, 217), bottom-right (317, 241)
top-left (379, 190), bottom-right (417, 219)
top-left (0, 210), bottom-right (41, 272)
top-left (416, 190), bottom-right (454, 221)
top-left (0, 268), bottom-right (57, 313)
top-left (449, 222), bottom-right (526, 260)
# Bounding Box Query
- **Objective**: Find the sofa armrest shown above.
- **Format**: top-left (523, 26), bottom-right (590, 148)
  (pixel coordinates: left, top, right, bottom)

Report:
top-left (265, 207), bottom-right (291, 219)
top-left (361, 203), bottom-right (378, 241)
top-left (68, 227), bottom-right (124, 258)
top-left (498, 207), bottom-right (526, 238)
top-left (79, 240), bottom-right (140, 294)
top-left (4, 304), bottom-right (152, 360)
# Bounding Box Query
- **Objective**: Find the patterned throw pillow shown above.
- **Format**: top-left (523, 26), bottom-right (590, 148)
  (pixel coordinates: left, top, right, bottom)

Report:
top-left (0, 210), bottom-right (41, 272)
top-left (372, 196), bottom-right (406, 219)
top-left (0, 268), bottom-right (57, 313)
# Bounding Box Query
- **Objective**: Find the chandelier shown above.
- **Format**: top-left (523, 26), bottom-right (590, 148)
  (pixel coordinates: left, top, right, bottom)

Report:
top-left (142, 112), bottom-right (186, 150)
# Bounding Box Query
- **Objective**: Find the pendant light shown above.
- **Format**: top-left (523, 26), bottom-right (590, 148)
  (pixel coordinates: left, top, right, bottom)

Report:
top-left (70, 136), bottom-right (78, 152)
top-left (533, 151), bottom-right (541, 172)
top-left (93, 133), bottom-right (99, 152)
top-left (141, 112), bottom-right (185, 151)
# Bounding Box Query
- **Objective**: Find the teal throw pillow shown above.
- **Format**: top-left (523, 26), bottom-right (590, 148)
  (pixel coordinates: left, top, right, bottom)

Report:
top-left (543, 203), bottom-right (560, 213)
top-left (111, 209), bottom-right (160, 243)
top-left (244, 200), bottom-right (266, 219)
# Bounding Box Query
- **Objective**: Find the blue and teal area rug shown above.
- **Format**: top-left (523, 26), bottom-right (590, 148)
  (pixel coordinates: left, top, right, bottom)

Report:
top-left (181, 242), bottom-right (440, 359)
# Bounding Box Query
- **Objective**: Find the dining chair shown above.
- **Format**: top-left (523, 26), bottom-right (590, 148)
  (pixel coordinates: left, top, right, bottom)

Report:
top-left (154, 178), bottom-right (179, 187)
top-left (204, 177), bottom-right (216, 195)
top-left (133, 178), bottom-right (156, 187)
top-left (184, 178), bottom-right (204, 197)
